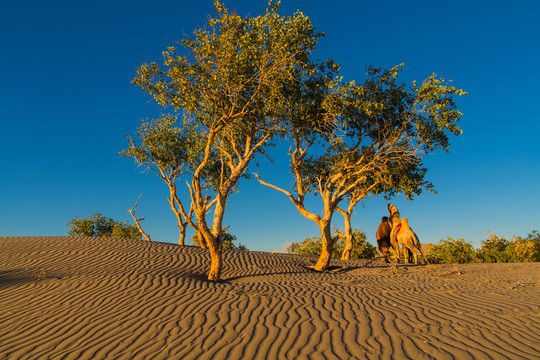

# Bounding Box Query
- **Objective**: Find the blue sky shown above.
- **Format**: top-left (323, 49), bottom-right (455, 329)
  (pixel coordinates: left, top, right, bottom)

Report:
top-left (1, 0), bottom-right (539, 252)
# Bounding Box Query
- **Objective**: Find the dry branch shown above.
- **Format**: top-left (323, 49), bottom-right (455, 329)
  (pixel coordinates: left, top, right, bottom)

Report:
top-left (128, 194), bottom-right (151, 242)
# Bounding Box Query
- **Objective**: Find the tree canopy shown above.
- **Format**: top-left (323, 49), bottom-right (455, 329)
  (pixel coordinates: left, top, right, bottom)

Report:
top-left (129, 1), bottom-right (466, 279)
top-left (131, 1), bottom-right (325, 281)
top-left (121, 115), bottom-right (204, 245)
top-left (257, 64), bottom-right (466, 271)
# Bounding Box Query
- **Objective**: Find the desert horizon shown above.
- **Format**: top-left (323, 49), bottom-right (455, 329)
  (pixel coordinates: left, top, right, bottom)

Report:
top-left (1, 236), bottom-right (538, 359)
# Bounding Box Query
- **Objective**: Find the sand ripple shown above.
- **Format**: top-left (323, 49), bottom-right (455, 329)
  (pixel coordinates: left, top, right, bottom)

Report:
top-left (1, 236), bottom-right (539, 359)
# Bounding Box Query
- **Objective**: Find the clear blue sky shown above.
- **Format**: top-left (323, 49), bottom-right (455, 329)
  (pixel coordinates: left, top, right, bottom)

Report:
top-left (1, 0), bottom-right (539, 252)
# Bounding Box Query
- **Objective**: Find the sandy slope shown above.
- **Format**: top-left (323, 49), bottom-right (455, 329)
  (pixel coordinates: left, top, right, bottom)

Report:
top-left (1, 236), bottom-right (539, 360)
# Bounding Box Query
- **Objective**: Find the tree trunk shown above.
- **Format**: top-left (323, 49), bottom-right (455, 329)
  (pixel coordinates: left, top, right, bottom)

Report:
top-left (179, 224), bottom-right (187, 246)
top-left (167, 184), bottom-right (187, 246)
top-left (207, 239), bottom-right (222, 281)
top-left (196, 223), bottom-right (222, 281)
top-left (340, 211), bottom-right (353, 260)
top-left (196, 231), bottom-right (207, 249)
top-left (314, 221), bottom-right (333, 271)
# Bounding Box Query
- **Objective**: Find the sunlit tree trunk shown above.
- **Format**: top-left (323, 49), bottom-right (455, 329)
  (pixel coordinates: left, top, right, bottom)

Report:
top-left (337, 208), bottom-right (353, 260)
top-left (313, 194), bottom-right (337, 271)
top-left (314, 220), bottom-right (334, 271)
top-left (207, 235), bottom-right (223, 281)
top-left (166, 181), bottom-right (190, 246)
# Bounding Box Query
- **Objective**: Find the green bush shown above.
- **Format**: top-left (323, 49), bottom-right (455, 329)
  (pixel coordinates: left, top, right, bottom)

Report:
top-left (191, 232), bottom-right (248, 251)
top-left (477, 232), bottom-right (513, 263)
top-left (67, 213), bottom-right (142, 240)
top-left (478, 231), bottom-right (540, 263)
top-left (426, 237), bottom-right (478, 264)
top-left (426, 231), bottom-right (540, 264)
top-left (287, 230), bottom-right (376, 260)
top-left (511, 231), bottom-right (540, 262)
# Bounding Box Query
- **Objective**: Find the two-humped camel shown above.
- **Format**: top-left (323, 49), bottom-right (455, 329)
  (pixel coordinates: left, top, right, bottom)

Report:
top-left (387, 203), bottom-right (429, 264)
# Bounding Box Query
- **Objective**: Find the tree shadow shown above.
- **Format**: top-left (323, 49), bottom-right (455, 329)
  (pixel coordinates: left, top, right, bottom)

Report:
top-left (0, 269), bottom-right (36, 288)
top-left (224, 270), bottom-right (311, 283)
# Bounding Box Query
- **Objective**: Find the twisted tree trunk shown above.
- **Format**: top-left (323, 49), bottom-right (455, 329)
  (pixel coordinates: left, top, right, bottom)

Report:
top-left (337, 208), bottom-right (354, 260)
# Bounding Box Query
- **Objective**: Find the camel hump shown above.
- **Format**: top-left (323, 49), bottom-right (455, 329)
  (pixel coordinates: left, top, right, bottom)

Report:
top-left (400, 217), bottom-right (412, 231)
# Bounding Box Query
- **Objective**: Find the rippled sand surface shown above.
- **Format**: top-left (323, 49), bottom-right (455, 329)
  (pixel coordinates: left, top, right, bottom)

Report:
top-left (1, 236), bottom-right (539, 359)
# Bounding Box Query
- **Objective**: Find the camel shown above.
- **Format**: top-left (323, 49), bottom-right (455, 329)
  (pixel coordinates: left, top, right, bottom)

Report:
top-left (387, 203), bottom-right (429, 264)
top-left (376, 216), bottom-right (392, 263)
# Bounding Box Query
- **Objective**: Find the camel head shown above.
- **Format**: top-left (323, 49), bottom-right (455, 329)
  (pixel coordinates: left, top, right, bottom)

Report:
top-left (387, 203), bottom-right (399, 218)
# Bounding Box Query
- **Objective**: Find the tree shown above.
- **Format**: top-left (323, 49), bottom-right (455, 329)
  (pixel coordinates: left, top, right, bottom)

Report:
top-left (257, 65), bottom-right (466, 271)
top-left (67, 213), bottom-right (142, 240)
top-left (121, 115), bottom-right (200, 245)
top-left (132, 1), bottom-right (323, 281)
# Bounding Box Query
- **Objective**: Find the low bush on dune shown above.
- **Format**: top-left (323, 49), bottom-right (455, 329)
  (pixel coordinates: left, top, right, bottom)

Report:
top-left (426, 237), bottom-right (478, 264)
top-left (477, 231), bottom-right (540, 263)
top-left (427, 231), bottom-right (540, 264)
top-left (287, 230), bottom-right (376, 260)
top-left (191, 232), bottom-right (248, 251)
top-left (67, 213), bottom-right (142, 240)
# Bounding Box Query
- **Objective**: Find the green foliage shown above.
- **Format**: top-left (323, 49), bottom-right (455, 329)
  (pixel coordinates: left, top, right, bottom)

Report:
top-left (121, 115), bottom-right (227, 193)
top-left (286, 236), bottom-right (322, 257)
top-left (426, 231), bottom-right (540, 264)
top-left (132, 1), bottom-right (325, 280)
top-left (477, 232), bottom-right (513, 263)
top-left (191, 232), bottom-right (248, 251)
top-left (339, 230), bottom-right (377, 260)
top-left (121, 115), bottom-right (200, 175)
top-left (132, 0), bottom-right (323, 165)
top-left (478, 232), bottom-right (540, 263)
top-left (426, 237), bottom-right (478, 264)
top-left (511, 231), bottom-right (540, 262)
top-left (130, 0), bottom-right (466, 279)
top-left (67, 213), bottom-right (142, 240)
top-left (287, 230), bottom-right (376, 260)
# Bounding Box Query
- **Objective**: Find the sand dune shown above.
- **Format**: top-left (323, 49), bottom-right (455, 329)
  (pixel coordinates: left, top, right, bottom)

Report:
top-left (1, 236), bottom-right (539, 359)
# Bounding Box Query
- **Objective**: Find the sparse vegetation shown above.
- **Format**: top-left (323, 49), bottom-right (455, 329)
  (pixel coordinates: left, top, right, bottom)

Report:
top-left (426, 231), bottom-right (540, 264)
top-left (191, 232), bottom-right (248, 251)
top-left (67, 213), bottom-right (142, 240)
top-left (287, 230), bottom-right (376, 260)
top-left (426, 237), bottom-right (478, 264)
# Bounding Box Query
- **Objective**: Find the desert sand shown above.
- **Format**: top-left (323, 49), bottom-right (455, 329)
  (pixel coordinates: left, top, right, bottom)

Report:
top-left (1, 236), bottom-right (539, 359)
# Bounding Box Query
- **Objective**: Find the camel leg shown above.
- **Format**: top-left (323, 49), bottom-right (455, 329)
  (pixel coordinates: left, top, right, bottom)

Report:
top-left (390, 241), bottom-right (400, 263)
top-left (411, 246), bottom-right (418, 264)
top-left (401, 244), bottom-right (409, 264)
top-left (418, 247), bottom-right (429, 264)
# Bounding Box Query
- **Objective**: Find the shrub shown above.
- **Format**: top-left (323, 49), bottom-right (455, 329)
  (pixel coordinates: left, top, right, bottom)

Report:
top-left (426, 237), bottom-right (478, 264)
top-left (67, 213), bottom-right (141, 240)
top-left (511, 231), bottom-right (540, 262)
top-left (191, 232), bottom-right (248, 251)
top-left (477, 232), bottom-right (513, 263)
top-left (287, 230), bottom-right (376, 260)
top-left (480, 231), bottom-right (540, 263)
